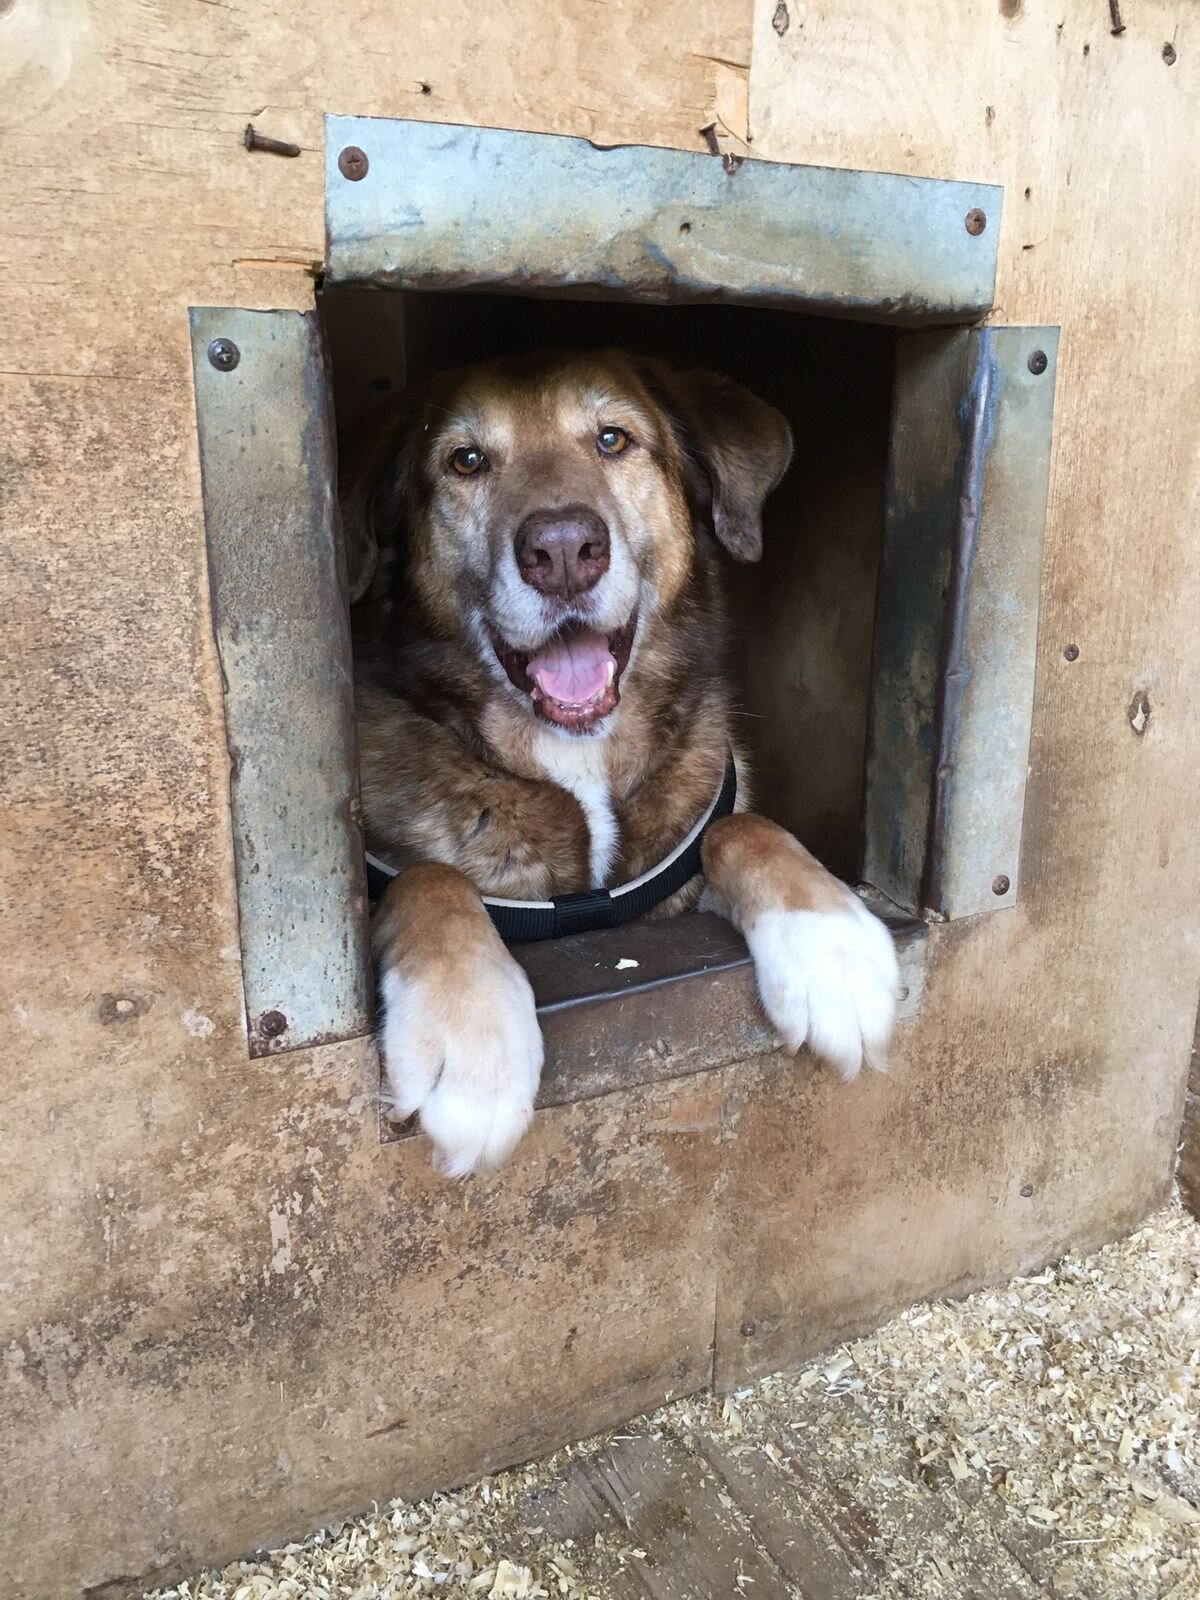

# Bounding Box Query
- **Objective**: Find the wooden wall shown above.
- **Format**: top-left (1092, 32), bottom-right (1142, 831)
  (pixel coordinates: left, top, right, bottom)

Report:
top-left (2, 2), bottom-right (1197, 1595)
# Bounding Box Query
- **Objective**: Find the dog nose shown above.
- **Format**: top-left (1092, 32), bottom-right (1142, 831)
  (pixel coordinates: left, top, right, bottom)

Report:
top-left (514, 507), bottom-right (611, 597)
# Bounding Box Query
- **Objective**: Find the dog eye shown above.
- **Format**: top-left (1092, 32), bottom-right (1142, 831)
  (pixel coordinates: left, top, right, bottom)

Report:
top-left (596, 426), bottom-right (632, 456)
top-left (449, 446), bottom-right (487, 476)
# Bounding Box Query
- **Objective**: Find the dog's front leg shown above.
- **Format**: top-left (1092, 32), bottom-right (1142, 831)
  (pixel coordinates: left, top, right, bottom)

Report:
top-left (373, 863), bottom-right (544, 1177)
top-left (701, 815), bottom-right (899, 1079)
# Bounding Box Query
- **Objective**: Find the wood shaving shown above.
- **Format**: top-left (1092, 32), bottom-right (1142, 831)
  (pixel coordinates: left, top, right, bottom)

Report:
top-left (146, 1202), bottom-right (1200, 1600)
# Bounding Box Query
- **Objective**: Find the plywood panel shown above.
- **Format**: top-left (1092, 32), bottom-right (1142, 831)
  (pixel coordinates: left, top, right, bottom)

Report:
top-left (3, 1), bottom-right (1199, 1593)
top-left (714, 0), bottom-right (1200, 1379)
top-left (0, 3), bottom-right (749, 1595)
top-left (1180, 1008), bottom-right (1200, 1218)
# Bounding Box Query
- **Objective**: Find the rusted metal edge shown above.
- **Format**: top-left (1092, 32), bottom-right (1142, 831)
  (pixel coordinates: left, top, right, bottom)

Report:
top-left (863, 327), bottom-right (1059, 921)
top-left (921, 331), bottom-right (998, 916)
top-left (926, 328), bottom-right (1060, 919)
top-left (189, 307), bottom-right (372, 1056)
top-left (324, 114), bottom-right (1001, 325)
top-left (381, 910), bottom-right (928, 1143)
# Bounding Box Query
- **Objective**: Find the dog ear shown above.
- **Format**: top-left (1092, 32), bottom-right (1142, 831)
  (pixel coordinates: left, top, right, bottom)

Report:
top-left (337, 401), bottom-right (415, 604)
top-left (640, 362), bottom-right (793, 563)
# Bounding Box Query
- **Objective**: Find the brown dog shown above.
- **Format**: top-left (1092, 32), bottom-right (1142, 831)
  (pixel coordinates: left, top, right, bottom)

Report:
top-left (342, 350), bottom-right (898, 1176)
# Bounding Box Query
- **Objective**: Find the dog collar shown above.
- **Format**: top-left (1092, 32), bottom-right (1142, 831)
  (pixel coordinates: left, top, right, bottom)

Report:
top-left (365, 752), bottom-right (737, 943)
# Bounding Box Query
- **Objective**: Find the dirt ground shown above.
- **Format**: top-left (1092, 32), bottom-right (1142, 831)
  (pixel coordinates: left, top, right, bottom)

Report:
top-left (145, 1201), bottom-right (1200, 1600)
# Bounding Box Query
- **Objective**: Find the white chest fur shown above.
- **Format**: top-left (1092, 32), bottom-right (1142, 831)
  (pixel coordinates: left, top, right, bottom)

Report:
top-left (531, 727), bottom-right (619, 889)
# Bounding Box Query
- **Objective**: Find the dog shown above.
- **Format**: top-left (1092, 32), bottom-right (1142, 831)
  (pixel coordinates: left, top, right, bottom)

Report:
top-left (340, 349), bottom-right (899, 1177)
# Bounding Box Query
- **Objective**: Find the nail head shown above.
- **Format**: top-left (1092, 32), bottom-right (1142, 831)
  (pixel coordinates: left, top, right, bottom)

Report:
top-left (1064, 643), bottom-right (1080, 662)
top-left (1027, 348), bottom-right (1048, 375)
top-left (965, 208), bottom-right (987, 236)
top-left (258, 1009), bottom-right (288, 1039)
top-left (207, 337), bottom-right (240, 372)
top-left (992, 874), bottom-right (1011, 897)
top-left (338, 145), bottom-right (369, 180)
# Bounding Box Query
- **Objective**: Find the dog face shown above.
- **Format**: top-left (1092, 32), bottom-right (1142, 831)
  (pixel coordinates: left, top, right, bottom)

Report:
top-left (345, 350), bottom-right (792, 736)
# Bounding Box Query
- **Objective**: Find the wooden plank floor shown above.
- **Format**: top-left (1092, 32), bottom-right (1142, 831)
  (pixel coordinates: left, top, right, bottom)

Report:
top-left (519, 1415), bottom-right (1049, 1599)
top-left (144, 1206), bottom-right (1199, 1600)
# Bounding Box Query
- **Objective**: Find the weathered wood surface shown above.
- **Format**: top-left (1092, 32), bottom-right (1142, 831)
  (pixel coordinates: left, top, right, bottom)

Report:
top-left (1180, 1009), bottom-right (1200, 1218)
top-left (715, 0), bottom-right (1200, 1386)
top-left (2, 1), bottom-right (1198, 1595)
top-left (523, 1416), bottom-right (1053, 1598)
top-left (0, 6), bottom-right (747, 1597)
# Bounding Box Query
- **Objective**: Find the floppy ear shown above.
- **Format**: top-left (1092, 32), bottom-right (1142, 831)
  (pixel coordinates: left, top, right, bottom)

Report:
top-left (640, 362), bottom-right (793, 563)
top-left (336, 400), bottom-right (414, 603)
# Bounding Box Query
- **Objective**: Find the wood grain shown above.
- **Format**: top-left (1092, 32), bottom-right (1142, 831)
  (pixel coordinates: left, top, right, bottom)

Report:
top-left (714, 0), bottom-right (1200, 1384)
top-left (0, 5), bottom-right (745, 1596)
top-left (2, 1), bottom-right (1198, 1594)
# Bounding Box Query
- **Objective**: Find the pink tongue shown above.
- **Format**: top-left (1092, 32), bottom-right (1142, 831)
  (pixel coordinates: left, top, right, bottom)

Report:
top-left (528, 629), bottom-right (614, 705)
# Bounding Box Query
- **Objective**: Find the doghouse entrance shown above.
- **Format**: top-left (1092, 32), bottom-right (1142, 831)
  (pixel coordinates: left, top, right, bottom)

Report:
top-left (188, 116), bottom-right (1058, 1083)
top-left (321, 287), bottom-right (895, 880)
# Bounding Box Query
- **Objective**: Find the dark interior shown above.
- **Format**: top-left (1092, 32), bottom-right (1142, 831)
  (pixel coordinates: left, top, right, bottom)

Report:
top-left (319, 286), bottom-right (896, 880)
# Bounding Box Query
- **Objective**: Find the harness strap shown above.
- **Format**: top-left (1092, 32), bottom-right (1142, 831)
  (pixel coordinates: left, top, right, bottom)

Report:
top-left (365, 752), bottom-right (737, 943)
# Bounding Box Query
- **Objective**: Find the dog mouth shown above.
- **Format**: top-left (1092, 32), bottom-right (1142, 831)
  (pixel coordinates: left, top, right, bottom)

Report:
top-left (489, 613), bottom-right (638, 732)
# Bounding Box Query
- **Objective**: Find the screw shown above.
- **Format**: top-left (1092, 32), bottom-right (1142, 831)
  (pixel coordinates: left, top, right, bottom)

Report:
top-left (1162, 43), bottom-right (1177, 66)
top-left (244, 123), bottom-right (301, 158)
top-left (1027, 348), bottom-right (1048, 375)
top-left (1020, 1183), bottom-right (1034, 1198)
top-left (965, 208), bottom-right (987, 236)
top-left (258, 1009), bottom-right (288, 1039)
top-left (992, 874), bottom-right (1011, 897)
top-left (207, 338), bottom-right (240, 372)
top-left (338, 145), bottom-right (369, 181)
top-left (1064, 643), bottom-right (1079, 662)
top-left (740, 1320), bottom-right (757, 1337)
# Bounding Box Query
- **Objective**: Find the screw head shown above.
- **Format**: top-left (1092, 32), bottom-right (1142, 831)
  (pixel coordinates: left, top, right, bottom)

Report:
top-left (258, 1009), bottom-right (288, 1039)
top-left (338, 145), bottom-right (369, 181)
top-left (740, 1320), bottom-right (757, 1338)
top-left (1027, 348), bottom-right (1048, 375)
top-left (207, 337), bottom-right (240, 372)
top-left (1064, 643), bottom-right (1080, 662)
top-left (1020, 1183), bottom-right (1034, 1198)
top-left (1162, 42), bottom-right (1177, 65)
top-left (992, 874), bottom-right (1011, 897)
top-left (964, 207), bottom-right (987, 236)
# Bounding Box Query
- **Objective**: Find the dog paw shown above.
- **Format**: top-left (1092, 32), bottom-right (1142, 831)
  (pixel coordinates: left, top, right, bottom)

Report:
top-left (744, 895), bottom-right (900, 1080)
top-left (379, 948), bottom-right (544, 1178)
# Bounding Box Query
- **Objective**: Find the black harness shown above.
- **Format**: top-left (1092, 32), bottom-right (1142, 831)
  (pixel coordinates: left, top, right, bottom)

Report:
top-left (366, 753), bottom-right (737, 942)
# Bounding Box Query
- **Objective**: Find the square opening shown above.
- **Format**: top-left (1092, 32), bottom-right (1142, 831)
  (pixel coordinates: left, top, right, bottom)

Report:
top-left (193, 123), bottom-right (1052, 1078)
top-left (321, 286), bottom-right (896, 883)
top-left (316, 285), bottom-right (923, 1121)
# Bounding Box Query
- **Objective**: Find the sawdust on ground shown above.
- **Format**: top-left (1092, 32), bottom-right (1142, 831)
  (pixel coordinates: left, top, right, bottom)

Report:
top-left (146, 1202), bottom-right (1200, 1600)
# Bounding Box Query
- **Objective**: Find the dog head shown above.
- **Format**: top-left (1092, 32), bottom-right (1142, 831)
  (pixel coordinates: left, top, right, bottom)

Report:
top-left (343, 350), bottom-right (792, 735)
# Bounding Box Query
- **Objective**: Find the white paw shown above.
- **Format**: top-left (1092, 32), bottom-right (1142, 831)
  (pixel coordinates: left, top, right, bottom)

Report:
top-left (744, 897), bottom-right (900, 1080)
top-left (379, 948), bottom-right (544, 1178)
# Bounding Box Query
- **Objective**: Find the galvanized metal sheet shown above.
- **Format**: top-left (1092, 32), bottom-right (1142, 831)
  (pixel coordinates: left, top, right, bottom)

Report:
top-left (189, 308), bottom-right (371, 1055)
top-left (324, 116), bottom-right (1001, 323)
top-left (863, 326), bottom-right (1059, 919)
